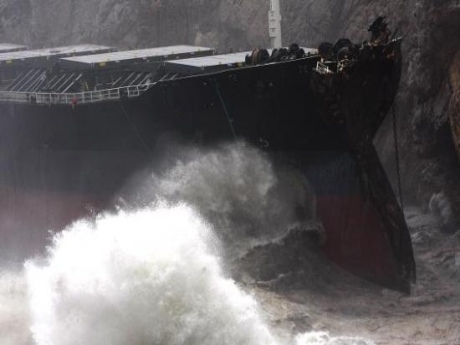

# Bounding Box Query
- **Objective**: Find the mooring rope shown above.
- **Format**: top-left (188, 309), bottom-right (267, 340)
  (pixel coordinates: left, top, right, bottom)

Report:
top-left (119, 99), bottom-right (153, 155)
top-left (392, 102), bottom-right (404, 209)
top-left (214, 80), bottom-right (237, 139)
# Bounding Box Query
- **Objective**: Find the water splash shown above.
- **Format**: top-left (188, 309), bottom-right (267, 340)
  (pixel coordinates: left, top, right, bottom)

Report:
top-left (0, 205), bottom-right (375, 345)
top-left (0, 143), bottom-right (376, 345)
top-left (295, 332), bottom-right (375, 345)
top-left (25, 204), bottom-right (278, 345)
top-left (0, 269), bottom-right (31, 345)
top-left (124, 142), bottom-right (317, 258)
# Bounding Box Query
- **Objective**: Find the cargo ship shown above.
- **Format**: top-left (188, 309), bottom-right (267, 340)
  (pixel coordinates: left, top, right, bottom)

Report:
top-left (0, 18), bottom-right (415, 292)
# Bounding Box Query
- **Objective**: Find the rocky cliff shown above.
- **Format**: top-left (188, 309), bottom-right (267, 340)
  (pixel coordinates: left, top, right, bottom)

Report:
top-left (0, 0), bottom-right (459, 228)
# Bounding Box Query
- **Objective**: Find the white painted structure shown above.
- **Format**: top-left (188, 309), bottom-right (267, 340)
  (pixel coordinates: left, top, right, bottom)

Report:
top-left (268, 0), bottom-right (282, 48)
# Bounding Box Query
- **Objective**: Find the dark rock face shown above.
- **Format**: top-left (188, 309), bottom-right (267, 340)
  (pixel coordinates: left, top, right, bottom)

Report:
top-left (0, 0), bottom-right (459, 226)
top-left (0, 0), bottom-right (270, 51)
top-left (281, 1), bottom-right (460, 227)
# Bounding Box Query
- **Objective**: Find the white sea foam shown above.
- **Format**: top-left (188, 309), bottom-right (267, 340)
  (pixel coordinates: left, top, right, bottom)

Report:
top-left (128, 142), bottom-right (317, 259)
top-left (25, 204), bottom-right (278, 345)
top-left (0, 143), bottom-right (375, 345)
top-left (0, 269), bottom-right (31, 345)
top-left (295, 332), bottom-right (375, 345)
top-left (0, 204), bottom-right (374, 345)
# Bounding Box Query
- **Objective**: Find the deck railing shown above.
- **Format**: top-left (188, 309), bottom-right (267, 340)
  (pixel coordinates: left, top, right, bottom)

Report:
top-left (0, 83), bottom-right (155, 106)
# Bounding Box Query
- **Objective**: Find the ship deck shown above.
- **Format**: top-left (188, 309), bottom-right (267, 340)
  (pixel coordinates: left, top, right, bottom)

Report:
top-left (0, 44), bottom-right (319, 106)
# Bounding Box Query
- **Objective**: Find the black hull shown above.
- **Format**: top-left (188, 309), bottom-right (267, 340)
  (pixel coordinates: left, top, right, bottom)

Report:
top-left (0, 44), bottom-right (415, 292)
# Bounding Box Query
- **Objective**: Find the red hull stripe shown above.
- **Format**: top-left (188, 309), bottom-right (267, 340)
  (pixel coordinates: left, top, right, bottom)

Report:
top-left (317, 195), bottom-right (398, 286)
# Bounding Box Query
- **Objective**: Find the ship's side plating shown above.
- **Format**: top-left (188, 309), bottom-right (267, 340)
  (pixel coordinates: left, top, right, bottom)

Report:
top-left (0, 26), bottom-right (415, 292)
top-left (144, 38), bottom-right (414, 292)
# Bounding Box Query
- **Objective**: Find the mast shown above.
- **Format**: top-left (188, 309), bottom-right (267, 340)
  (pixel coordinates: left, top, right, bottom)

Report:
top-left (268, 0), bottom-right (282, 48)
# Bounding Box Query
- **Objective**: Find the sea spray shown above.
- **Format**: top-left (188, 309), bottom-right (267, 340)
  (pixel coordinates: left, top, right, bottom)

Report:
top-left (22, 203), bottom-right (375, 345)
top-left (295, 332), bottom-right (375, 345)
top-left (25, 204), bottom-right (278, 345)
top-left (0, 207), bottom-right (376, 345)
top-left (0, 269), bottom-right (31, 345)
top-left (0, 142), bottom-right (376, 345)
top-left (123, 142), bottom-right (317, 259)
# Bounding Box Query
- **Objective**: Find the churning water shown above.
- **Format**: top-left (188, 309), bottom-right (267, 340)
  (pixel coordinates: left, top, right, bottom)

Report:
top-left (26, 205), bottom-right (278, 345)
top-left (0, 143), bottom-right (375, 345)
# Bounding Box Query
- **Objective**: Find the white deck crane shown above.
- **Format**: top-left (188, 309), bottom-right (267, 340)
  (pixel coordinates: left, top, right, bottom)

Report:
top-left (268, 0), bottom-right (283, 48)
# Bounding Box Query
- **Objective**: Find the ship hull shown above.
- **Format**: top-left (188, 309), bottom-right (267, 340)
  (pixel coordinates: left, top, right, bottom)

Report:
top-left (0, 50), bottom-right (415, 292)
